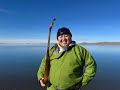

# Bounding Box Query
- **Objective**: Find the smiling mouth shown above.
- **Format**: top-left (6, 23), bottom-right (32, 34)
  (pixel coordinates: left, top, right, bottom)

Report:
top-left (62, 42), bottom-right (67, 44)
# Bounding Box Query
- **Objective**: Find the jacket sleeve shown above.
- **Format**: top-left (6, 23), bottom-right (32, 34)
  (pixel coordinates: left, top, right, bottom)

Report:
top-left (81, 48), bottom-right (97, 87)
top-left (37, 45), bottom-right (55, 81)
top-left (37, 56), bottom-right (46, 81)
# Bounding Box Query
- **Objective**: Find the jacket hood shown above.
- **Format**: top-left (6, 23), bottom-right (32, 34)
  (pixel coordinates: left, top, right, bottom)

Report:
top-left (55, 41), bottom-right (76, 54)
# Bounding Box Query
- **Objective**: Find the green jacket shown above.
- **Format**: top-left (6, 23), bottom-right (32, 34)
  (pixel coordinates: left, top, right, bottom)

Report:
top-left (37, 44), bottom-right (97, 90)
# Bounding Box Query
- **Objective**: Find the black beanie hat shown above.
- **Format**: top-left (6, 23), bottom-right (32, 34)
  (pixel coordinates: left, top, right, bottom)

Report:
top-left (57, 27), bottom-right (72, 39)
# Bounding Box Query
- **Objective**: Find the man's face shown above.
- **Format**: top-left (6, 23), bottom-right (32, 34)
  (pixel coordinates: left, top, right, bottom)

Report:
top-left (58, 34), bottom-right (71, 47)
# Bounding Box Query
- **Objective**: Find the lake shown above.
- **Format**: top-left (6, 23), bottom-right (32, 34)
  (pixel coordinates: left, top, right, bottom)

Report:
top-left (0, 45), bottom-right (120, 90)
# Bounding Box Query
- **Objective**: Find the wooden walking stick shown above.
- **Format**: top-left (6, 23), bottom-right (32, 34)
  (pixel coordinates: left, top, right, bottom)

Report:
top-left (42, 18), bottom-right (56, 84)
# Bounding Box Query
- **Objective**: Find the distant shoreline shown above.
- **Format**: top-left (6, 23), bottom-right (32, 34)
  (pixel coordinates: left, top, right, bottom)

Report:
top-left (79, 42), bottom-right (120, 46)
top-left (0, 42), bottom-right (120, 46)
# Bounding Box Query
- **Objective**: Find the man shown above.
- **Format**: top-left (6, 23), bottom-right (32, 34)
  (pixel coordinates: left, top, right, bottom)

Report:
top-left (37, 27), bottom-right (97, 90)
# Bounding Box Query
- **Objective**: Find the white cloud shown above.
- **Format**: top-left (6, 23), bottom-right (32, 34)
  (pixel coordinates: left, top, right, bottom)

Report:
top-left (0, 8), bottom-right (9, 14)
top-left (0, 38), bottom-right (56, 43)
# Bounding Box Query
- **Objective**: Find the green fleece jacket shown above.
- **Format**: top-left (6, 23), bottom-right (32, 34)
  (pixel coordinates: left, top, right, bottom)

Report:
top-left (37, 44), bottom-right (97, 90)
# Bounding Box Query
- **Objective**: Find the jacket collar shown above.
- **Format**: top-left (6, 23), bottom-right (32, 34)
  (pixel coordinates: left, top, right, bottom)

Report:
top-left (55, 41), bottom-right (76, 54)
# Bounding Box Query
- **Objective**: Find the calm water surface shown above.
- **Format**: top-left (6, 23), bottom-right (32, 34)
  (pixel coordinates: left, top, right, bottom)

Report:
top-left (0, 45), bottom-right (120, 90)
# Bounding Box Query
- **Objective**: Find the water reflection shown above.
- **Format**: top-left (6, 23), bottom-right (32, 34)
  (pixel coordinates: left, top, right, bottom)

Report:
top-left (0, 45), bottom-right (120, 90)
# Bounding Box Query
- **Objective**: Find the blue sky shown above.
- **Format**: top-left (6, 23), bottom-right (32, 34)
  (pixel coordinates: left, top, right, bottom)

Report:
top-left (0, 0), bottom-right (120, 43)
